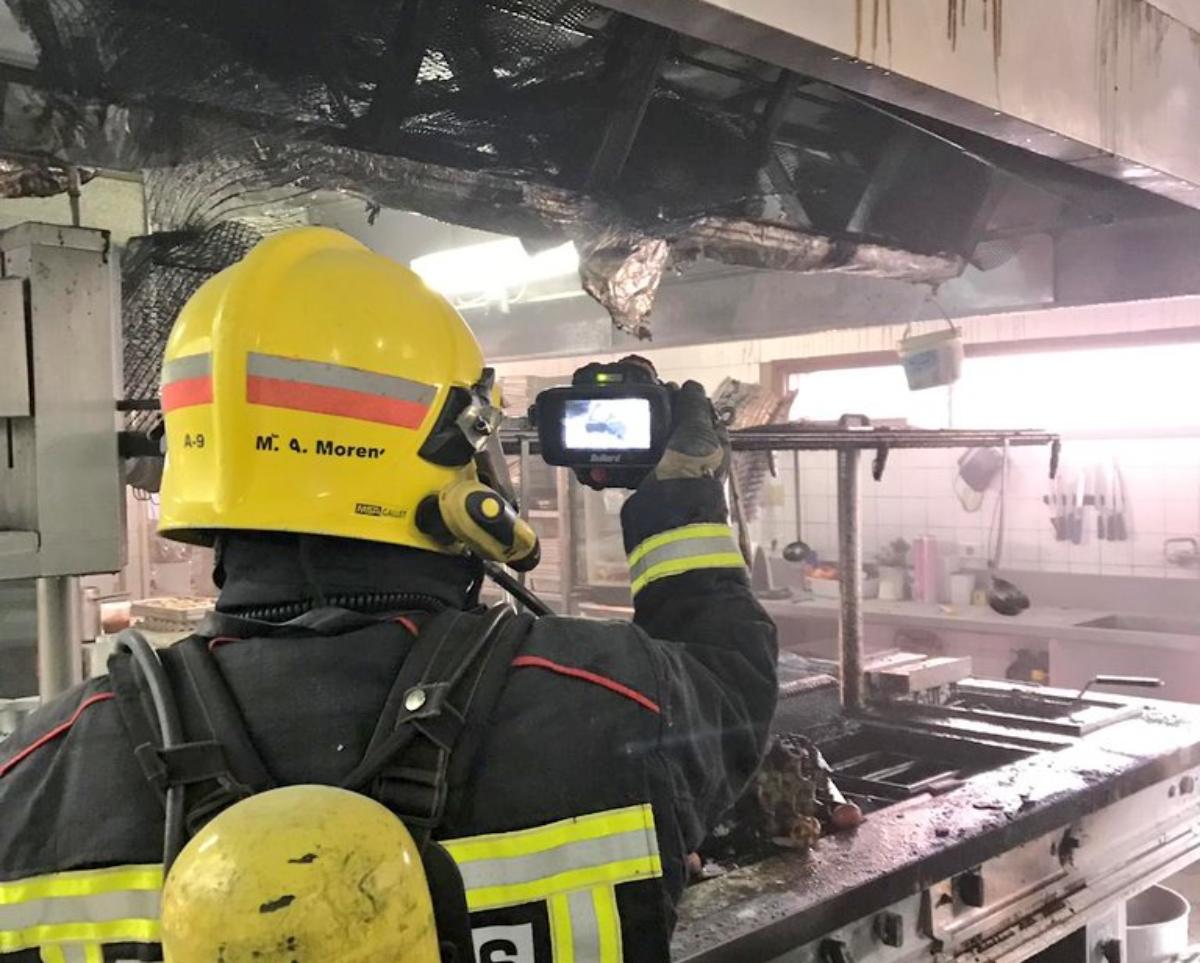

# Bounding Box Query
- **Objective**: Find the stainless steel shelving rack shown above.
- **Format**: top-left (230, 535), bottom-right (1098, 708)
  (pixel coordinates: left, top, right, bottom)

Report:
top-left (501, 419), bottom-right (1061, 712)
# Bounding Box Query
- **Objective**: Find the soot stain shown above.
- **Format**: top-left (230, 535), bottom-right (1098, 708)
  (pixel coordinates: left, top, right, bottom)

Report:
top-left (259, 894), bottom-right (296, 914)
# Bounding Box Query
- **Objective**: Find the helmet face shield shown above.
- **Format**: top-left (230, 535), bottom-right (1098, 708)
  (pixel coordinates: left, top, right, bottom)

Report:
top-left (418, 367), bottom-right (504, 468)
top-left (426, 367), bottom-right (518, 511)
top-left (454, 387), bottom-right (505, 457)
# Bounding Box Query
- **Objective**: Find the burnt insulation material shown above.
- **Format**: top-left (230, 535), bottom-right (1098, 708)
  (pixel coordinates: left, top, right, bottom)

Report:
top-left (2, 0), bottom-right (961, 405)
top-left (121, 220), bottom-right (288, 432)
top-left (0, 156), bottom-right (92, 197)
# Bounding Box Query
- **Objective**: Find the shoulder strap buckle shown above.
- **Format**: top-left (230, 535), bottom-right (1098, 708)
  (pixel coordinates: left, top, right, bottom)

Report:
top-left (343, 605), bottom-right (520, 831)
top-left (132, 740), bottom-right (230, 793)
top-left (398, 682), bottom-right (452, 722)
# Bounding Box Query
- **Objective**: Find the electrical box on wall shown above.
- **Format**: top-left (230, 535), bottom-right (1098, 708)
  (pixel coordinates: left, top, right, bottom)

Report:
top-left (0, 222), bottom-right (124, 579)
top-left (0, 278), bottom-right (30, 417)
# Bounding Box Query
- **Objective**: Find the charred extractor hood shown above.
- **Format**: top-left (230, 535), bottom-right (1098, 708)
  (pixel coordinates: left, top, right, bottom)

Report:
top-left (599, 0), bottom-right (1200, 212)
top-left (3, 0), bottom-right (1199, 344)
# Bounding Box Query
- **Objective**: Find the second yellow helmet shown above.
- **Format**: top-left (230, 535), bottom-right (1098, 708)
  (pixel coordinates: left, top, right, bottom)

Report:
top-left (161, 785), bottom-right (441, 963)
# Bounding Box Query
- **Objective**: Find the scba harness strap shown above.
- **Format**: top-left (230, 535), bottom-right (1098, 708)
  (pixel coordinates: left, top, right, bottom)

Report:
top-left (109, 602), bottom-right (530, 960)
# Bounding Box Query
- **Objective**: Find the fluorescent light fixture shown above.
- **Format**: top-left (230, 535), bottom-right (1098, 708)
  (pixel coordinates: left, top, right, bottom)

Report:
top-left (411, 238), bottom-right (579, 305)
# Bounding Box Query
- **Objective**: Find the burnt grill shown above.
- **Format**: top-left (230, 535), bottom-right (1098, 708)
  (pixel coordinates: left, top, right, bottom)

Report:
top-left (820, 725), bottom-right (1029, 812)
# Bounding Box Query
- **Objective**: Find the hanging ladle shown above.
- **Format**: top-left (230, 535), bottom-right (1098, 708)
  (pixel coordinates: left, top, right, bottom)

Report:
top-left (782, 450), bottom-right (816, 564)
top-left (987, 440), bottom-right (1030, 616)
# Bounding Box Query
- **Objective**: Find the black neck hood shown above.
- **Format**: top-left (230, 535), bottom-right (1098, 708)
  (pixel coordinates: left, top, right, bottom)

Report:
top-left (213, 531), bottom-right (482, 615)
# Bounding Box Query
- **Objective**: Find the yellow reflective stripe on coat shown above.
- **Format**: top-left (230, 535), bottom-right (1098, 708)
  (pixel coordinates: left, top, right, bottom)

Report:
top-left (39, 942), bottom-right (104, 963)
top-left (444, 804), bottom-right (655, 864)
top-left (627, 523), bottom-right (744, 596)
top-left (444, 803), bottom-right (659, 962)
top-left (0, 865), bottom-right (162, 954)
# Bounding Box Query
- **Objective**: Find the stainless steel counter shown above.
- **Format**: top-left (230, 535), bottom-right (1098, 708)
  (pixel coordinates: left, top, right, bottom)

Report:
top-left (765, 597), bottom-right (1200, 653)
top-left (673, 684), bottom-right (1200, 963)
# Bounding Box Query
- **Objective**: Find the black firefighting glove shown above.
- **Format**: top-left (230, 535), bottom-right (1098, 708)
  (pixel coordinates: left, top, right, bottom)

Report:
top-left (649, 380), bottom-right (730, 485)
top-left (621, 381), bottom-right (733, 550)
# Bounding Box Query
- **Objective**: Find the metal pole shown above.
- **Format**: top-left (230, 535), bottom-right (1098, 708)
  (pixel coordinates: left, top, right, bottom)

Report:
top-left (36, 575), bottom-right (82, 701)
top-left (518, 438), bottom-right (532, 590)
top-left (555, 467), bottom-right (577, 615)
top-left (66, 166), bottom-right (82, 227)
top-left (836, 449), bottom-right (863, 712)
top-left (518, 438), bottom-right (531, 518)
top-left (791, 450), bottom-right (803, 544)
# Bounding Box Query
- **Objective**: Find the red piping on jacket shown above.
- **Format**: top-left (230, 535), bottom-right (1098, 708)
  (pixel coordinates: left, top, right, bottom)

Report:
top-left (511, 655), bottom-right (661, 715)
top-left (0, 692), bottom-right (116, 778)
top-left (391, 615), bottom-right (420, 636)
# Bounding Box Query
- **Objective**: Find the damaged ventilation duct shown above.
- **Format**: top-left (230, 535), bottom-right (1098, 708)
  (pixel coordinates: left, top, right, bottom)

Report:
top-left (0, 0), bottom-right (985, 369)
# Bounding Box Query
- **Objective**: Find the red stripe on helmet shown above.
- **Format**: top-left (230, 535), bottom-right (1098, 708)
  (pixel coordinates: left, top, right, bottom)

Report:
top-left (161, 376), bottom-right (213, 411)
top-left (246, 375), bottom-right (430, 429)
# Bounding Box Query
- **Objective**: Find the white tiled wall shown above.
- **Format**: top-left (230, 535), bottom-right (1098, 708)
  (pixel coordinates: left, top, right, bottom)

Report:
top-left (750, 439), bottom-right (1200, 581)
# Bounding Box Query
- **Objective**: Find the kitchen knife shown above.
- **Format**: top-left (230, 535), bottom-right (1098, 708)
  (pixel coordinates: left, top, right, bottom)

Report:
top-left (1071, 471), bottom-right (1085, 544)
top-left (1049, 473), bottom-right (1064, 541)
top-left (1110, 459), bottom-right (1128, 541)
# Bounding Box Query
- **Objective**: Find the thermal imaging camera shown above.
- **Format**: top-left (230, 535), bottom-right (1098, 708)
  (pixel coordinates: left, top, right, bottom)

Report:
top-left (531, 358), bottom-right (672, 489)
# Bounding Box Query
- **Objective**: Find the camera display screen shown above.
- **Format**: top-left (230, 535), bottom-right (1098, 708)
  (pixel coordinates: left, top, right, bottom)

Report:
top-left (562, 398), bottom-right (652, 451)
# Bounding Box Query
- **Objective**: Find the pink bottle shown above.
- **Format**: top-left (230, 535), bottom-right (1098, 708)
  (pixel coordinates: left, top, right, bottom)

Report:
top-left (911, 535), bottom-right (940, 604)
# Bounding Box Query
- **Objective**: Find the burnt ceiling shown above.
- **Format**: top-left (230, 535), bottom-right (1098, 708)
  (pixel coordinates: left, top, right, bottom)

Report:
top-left (0, 0), bottom-right (1188, 335)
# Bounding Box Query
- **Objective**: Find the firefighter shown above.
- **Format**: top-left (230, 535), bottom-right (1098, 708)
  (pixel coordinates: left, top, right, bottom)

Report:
top-left (0, 227), bottom-right (777, 963)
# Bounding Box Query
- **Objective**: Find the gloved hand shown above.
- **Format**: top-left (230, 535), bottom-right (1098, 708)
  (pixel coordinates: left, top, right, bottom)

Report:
top-left (621, 380), bottom-right (741, 594)
top-left (646, 380), bottom-right (730, 485)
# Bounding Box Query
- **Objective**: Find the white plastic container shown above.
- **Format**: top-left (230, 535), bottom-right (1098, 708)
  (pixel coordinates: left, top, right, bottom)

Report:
top-left (808, 577), bottom-right (879, 600)
top-left (0, 697), bottom-right (39, 741)
top-left (949, 572), bottom-right (976, 608)
top-left (899, 321), bottom-right (963, 391)
top-left (878, 566), bottom-right (906, 601)
top-left (1126, 885), bottom-right (1190, 963)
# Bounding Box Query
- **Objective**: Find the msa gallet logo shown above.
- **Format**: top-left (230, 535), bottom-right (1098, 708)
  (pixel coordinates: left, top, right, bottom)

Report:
top-left (354, 502), bottom-right (407, 519)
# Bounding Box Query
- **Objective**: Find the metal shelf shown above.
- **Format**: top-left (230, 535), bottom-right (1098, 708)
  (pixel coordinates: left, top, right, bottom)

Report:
top-left (726, 424), bottom-right (1059, 451)
top-left (502, 415), bottom-right (1060, 713)
top-left (502, 419), bottom-right (1059, 466)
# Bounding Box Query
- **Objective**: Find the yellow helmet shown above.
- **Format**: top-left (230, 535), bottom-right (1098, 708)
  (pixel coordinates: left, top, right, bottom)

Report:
top-left (161, 785), bottom-right (440, 963)
top-left (157, 226), bottom-right (501, 554)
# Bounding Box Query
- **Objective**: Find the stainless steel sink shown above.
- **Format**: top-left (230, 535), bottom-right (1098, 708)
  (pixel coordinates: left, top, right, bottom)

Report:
top-left (1076, 614), bottom-right (1200, 635)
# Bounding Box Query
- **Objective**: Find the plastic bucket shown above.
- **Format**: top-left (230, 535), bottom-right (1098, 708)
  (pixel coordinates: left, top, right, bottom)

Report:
top-left (898, 323), bottom-right (963, 391)
top-left (1126, 885), bottom-right (1190, 963)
